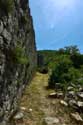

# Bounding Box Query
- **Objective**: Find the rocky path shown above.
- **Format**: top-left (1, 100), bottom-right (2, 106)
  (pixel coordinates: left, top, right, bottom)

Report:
top-left (13, 72), bottom-right (82, 125)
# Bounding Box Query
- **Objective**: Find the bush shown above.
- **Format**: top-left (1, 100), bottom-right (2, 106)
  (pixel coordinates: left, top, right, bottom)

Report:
top-left (0, 0), bottom-right (14, 14)
top-left (48, 56), bottom-right (82, 89)
top-left (80, 65), bottom-right (83, 74)
top-left (71, 54), bottom-right (83, 68)
top-left (48, 57), bottom-right (72, 88)
top-left (12, 44), bottom-right (29, 65)
top-left (68, 67), bottom-right (81, 82)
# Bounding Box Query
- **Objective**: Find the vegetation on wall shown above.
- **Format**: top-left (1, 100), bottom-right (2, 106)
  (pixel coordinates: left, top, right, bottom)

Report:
top-left (12, 44), bottom-right (29, 65)
top-left (0, 0), bottom-right (14, 14)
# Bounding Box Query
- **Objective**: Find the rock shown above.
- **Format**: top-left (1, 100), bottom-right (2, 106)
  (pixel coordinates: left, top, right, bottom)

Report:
top-left (70, 112), bottom-right (83, 122)
top-left (48, 92), bottom-right (63, 98)
top-left (48, 92), bottom-right (57, 98)
top-left (20, 107), bottom-right (26, 111)
top-left (79, 87), bottom-right (83, 92)
top-left (71, 83), bottom-right (76, 87)
top-left (69, 99), bottom-right (77, 105)
top-left (77, 92), bottom-right (83, 99)
top-left (0, 108), bottom-right (4, 117)
top-left (2, 29), bottom-right (11, 41)
top-left (68, 100), bottom-right (77, 109)
top-left (29, 108), bottom-right (33, 112)
top-left (67, 91), bottom-right (75, 99)
top-left (55, 83), bottom-right (61, 89)
top-left (0, 21), bottom-right (3, 34)
top-left (1, 121), bottom-right (7, 125)
top-left (0, 36), bottom-right (3, 47)
top-left (57, 92), bottom-right (64, 98)
top-left (49, 92), bottom-right (56, 96)
top-left (68, 91), bottom-right (75, 96)
top-left (14, 112), bottom-right (24, 120)
top-left (77, 101), bottom-right (83, 107)
top-left (67, 86), bottom-right (74, 91)
top-left (60, 100), bottom-right (68, 107)
top-left (44, 117), bottom-right (59, 125)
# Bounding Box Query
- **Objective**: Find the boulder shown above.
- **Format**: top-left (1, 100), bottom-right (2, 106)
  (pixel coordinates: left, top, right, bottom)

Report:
top-left (57, 92), bottom-right (64, 98)
top-left (77, 92), bottom-right (83, 99)
top-left (67, 86), bottom-right (74, 91)
top-left (20, 107), bottom-right (26, 111)
top-left (68, 100), bottom-right (77, 109)
top-left (77, 101), bottom-right (83, 108)
top-left (60, 100), bottom-right (68, 107)
top-left (66, 91), bottom-right (75, 99)
top-left (70, 112), bottom-right (83, 122)
top-left (29, 108), bottom-right (33, 112)
top-left (48, 92), bottom-right (57, 98)
top-left (14, 112), bottom-right (24, 120)
top-left (79, 87), bottom-right (83, 92)
top-left (0, 21), bottom-right (3, 34)
top-left (48, 92), bottom-right (64, 99)
top-left (44, 116), bottom-right (59, 125)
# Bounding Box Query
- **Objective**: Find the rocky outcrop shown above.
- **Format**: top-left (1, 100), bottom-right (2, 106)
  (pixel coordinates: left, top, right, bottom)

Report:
top-left (0, 0), bottom-right (37, 124)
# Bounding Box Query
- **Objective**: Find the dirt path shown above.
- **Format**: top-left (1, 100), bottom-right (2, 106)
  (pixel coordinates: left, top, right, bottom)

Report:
top-left (14, 72), bottom-right (82, 125)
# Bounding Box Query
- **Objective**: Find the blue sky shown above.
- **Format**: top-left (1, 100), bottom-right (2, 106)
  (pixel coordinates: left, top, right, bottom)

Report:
top-left (29, 0), bottom-right (83, 53)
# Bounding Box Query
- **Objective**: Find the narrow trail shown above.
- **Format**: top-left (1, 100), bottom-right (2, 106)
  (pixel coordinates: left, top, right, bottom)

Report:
top-left (15, 72), bottom-right (82, 125)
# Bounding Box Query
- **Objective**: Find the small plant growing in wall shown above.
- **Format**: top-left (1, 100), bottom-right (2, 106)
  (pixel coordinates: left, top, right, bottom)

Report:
top-left (21, 15), bottom-right (28, 25)
top-left (0, 0), bottom-right (14, 14)
top-left (12, 44), bottom-right (29, 65)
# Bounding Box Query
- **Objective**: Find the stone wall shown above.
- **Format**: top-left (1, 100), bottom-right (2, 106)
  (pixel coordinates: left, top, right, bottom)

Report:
top-left (0, 0), bottom-right (37, 124)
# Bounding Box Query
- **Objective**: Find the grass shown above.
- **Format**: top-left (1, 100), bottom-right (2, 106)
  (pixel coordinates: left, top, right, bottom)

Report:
top-left (11, 72), bottom-right (82, 125)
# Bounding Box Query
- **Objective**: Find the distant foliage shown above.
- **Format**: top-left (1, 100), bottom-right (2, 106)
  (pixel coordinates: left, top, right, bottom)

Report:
top-left (64, 45), bottom-right (79, 55)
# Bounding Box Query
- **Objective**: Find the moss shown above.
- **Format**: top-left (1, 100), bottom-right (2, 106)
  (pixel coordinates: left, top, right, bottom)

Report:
top-left (12, 44), bottom-right (29, 65)
top-left (21, 15), bottom-right (28, 25)
top-left (0, 0), bottom-right (14, 14)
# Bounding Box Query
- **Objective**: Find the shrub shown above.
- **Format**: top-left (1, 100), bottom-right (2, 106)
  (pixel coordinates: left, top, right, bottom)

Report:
top-left (21, 15), bottom-right (28, 25)
top-left (0, 0), bottom-right (14, 14)
top-left (71, 54), bottom-right (83, 68)
top-left (48, 56), bottom-right (82, 89)
top-left (68, 67), bottom-right (81, 82)
top-left (48, 58), bottom-right (72, 88)
top-left (80, 65), bottom-right (83, 74)
top-left (12, 44), bottom-right (29, 65)
top-left (78, 79), bottom-right (83, 86)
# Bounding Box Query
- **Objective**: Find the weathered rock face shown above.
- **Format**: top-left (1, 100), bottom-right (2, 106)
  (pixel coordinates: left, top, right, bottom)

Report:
top-left (0, 0), bottom-right (36, 124)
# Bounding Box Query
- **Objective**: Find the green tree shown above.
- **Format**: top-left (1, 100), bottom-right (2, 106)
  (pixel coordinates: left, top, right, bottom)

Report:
top-left (64, 45), bottom-right (79, 55)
